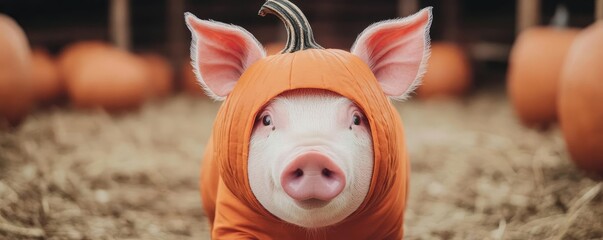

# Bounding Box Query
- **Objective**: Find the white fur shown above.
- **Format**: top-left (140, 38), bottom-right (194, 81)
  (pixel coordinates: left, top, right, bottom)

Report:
top-left (351, 7), bottom-right (433, 101)
top-left (248, 90), bottom-right (373, 228)
top-left (184, 13), bottom-right (266, 101)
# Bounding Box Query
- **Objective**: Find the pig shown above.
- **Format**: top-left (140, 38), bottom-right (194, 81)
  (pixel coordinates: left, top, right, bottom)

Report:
top-left (185, 0), bottom-right (431, 238)
top-left (248, 89), bottom-right (374, 228)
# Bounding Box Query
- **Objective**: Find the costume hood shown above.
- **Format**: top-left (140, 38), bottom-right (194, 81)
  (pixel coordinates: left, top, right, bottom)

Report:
top-left (207, 49), bottom-right (409, 239)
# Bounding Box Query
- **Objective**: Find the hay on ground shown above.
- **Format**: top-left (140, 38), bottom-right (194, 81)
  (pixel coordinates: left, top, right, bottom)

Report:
top-left (0, 91), bottom-right (601, 239)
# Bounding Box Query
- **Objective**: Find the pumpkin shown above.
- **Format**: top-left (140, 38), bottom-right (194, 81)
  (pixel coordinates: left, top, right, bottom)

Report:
top-left (0, 14), bottom-right (34, 125)
top-left (31, 48), bottom-right (63, 103)
top-left (141, 53), bottom-right (173, 98)
top-left (186, 0), bottom-right (432, 237)
top-left (58, 41), bottom-right (111, 83)
top-left (507, 27), bottom-right (580, 127)
top-left (558, 21), bottom-right (603, 175)
top-left (417, 42), bottom-right (471, 98)
top-left (66, 46), bottom-right (151, 112)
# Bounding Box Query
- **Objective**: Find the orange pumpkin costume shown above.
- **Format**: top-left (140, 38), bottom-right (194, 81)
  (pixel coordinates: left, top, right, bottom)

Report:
top-left (200, 49), bottom-right (410, 239)
top-left (190, 0), bottom-right (431, 238)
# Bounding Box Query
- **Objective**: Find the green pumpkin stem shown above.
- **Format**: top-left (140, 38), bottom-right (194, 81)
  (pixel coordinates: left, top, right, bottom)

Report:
top-left (259, 0), bottom-right (324, 53)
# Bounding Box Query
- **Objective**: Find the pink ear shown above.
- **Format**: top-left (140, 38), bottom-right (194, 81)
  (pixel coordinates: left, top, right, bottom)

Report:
top-left (351, 7), bottom-right (432, 100)
top-left (185, 13), bottom-right (266, 101)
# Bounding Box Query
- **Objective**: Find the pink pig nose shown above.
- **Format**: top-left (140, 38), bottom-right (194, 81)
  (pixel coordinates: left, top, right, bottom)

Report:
top-left (281, 152), bottom-right (345, 201)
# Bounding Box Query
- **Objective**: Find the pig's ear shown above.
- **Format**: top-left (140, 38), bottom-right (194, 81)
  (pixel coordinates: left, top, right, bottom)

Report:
top-left (185, 13), bottom-right (266, 101)
top-left (351, 7), bottom-right (432, 100)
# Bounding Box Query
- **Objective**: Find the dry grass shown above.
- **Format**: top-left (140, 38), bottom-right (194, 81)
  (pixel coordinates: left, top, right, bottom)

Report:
top-left (0, 90), bottom-right (601, 239)
top-left (400, 91), bottom-right (602, 240)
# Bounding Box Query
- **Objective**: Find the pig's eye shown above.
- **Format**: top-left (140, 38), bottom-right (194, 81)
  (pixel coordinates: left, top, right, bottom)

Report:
top-left (262, 115), bottom-right (272, 126)
top-left (352, 114), bottom-right (362, 125)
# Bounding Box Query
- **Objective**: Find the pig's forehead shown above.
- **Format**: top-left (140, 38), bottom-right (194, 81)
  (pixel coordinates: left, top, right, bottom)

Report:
top-left (271, 89), bottom-right (352, 105)
top-left (264, 89), bottom-right (360, 113)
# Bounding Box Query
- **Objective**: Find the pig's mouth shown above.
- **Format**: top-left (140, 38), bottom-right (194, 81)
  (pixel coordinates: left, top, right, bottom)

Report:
top-left (294, 198), bottom-right (330, 210)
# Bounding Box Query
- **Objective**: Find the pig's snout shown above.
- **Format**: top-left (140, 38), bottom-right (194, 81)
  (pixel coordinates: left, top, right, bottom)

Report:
top-left (281, 152), bottom-right (345, 202)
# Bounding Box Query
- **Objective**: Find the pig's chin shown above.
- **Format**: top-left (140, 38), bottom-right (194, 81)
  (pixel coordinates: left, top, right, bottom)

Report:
top-left (294, 198), bottom-right (330, 209)
top-left (270, 191), bottom-right (361, 228)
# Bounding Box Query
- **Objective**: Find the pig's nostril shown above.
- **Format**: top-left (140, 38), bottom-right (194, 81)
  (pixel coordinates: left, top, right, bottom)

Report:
top-left (322, 168), bottom-right (332, 178)
top-left (293, 168), bottom-right (303, 178)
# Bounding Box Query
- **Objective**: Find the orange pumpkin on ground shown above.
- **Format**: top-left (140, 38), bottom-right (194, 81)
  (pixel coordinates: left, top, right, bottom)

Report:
top-left (141, 53), bottom-right (174, 98)
top-left (0, 14), bottom-right (34, 125)
top-left (31, 48), bottom-right (63, 103)
top-left (507, 27), bottom-right (580, 128)
top-left (558, 21), bottom-right (603, 176)
top-left (58, 41), bottom-right (111, 83)
top-left (65, 46), bottom-right (151, 112)
top-left (417, 42), bottom-right (471, 99)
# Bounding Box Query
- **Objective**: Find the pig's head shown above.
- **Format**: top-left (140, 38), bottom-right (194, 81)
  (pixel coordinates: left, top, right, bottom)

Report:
top-left (186, 0), bottom-right (431, 229)
top-left (247, 89), bottom-right (373, 228)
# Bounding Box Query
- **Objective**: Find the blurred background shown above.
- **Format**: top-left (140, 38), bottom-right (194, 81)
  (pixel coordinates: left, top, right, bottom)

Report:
top-left (0, 0), bottom-right (602, 239)
top-left (0, 0), bottom-right (599, 87)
